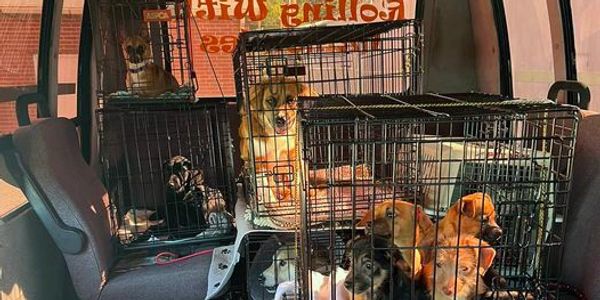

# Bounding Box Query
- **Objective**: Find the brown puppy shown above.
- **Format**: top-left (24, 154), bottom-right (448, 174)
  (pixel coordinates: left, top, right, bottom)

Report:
top-left (421, 192), bottom-right (502, 252)
top-left (357, 199), bottom-right (434, 277)
top-left (421, 235), bottom-right (495, 300)
top-left (120, 29), bottom-right (179, 97)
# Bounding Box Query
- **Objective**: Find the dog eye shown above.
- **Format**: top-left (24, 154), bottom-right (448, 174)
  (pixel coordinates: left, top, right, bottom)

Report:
top-left (279, 260), bottom-right (287, 267)
top-left (435, 262), bottom-right (442, 268)
top-left (461, 266), bottom-right (471, 273)
top-left (385, 209), bottom-right (394, 218)
top-left (364, 262), bottom-right (372, 270)
top-left (482, 216), bottom-right (490, 222)
top-left (268, 97), bottom-right (277, 106)
top-left (286, 96), bottom-right (294, 103)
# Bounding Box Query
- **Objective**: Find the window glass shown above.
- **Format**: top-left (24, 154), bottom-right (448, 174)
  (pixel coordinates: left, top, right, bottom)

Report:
top-left (572, 1), bottom-right (600, 111)
top-left (0, 0), bottom-right (43, 134)
top-left (190, 0), bottom-right (417, 97)
top-left (57, 1), bottom-right (83, 118)
top-left (504, 0), bottom-right (555, 99)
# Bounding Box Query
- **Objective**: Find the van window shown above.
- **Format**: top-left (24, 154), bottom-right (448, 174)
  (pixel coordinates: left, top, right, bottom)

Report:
top-left (572, 1), bottom-right (600, 111)
top-left (0, 1), bottom-right (43, 134)
top-left (57, 2), bottom-right (83, 118)
top-left (504, 0), bottom-right (555, 99)
top-left (191, 0), bottom-right (417, 97)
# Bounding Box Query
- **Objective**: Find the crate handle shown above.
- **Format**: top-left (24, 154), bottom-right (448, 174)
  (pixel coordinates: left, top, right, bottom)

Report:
top-left (547, 80), bottom-right (590, 109)
top-left (16, 92), bottom-right (50, 126)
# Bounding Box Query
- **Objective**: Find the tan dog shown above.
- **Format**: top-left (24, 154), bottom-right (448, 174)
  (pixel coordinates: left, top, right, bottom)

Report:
top-left (239, 76), bottom-right (371, 202)
top-left (239, 76), bottom-right (314, 202)
top-left (421, 192), bottom-right (502, 252)
top-left (421, 235), bottom-right (495, 300)
top-left (357, 199), bottom-right (434, 277)
top-left (120, 29), bottom-right (179, 97)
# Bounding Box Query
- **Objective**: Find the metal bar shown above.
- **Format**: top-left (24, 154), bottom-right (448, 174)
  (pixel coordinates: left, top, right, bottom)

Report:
top-left (0, 84), bottom-right (76, 102)
top-left (491, 0), bottom-right (514, 98)
top-left (77, 1), bottom-right (93, 163)
top-left (558, 0), bottom-right (579, 105)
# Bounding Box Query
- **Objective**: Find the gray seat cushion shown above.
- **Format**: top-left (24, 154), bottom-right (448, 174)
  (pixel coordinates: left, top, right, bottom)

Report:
top-left (13, 118), bottom-right (212, 300)
top-left (100, 254), bottom-right (211, 300)
top-left (562, 111), bottom-right (600, 298)
top-left (13, 118), bottom-right (116, 300)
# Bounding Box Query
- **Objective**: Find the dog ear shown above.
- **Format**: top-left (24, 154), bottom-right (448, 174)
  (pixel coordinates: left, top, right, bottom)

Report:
top-left (299, 82), bottom-right (319, 97)
top-left (163, 158), bottom-right (173, 170)
top-left (118, 28), bottom-right (128, 44)
top-left (138, 23), bottom-right (150, 41)
top-left (478, 246), bottom-right (496, 274)
top-left (416, 205), bottom-right (434, 233)
top-left (273, 234), bottom-right (284, 248)
top-left (460, 196), bottom-right (477, 218)
top-left (247, 83), bottom-right (264, 111)
top-left (356, 209), bottom-right (372, 227)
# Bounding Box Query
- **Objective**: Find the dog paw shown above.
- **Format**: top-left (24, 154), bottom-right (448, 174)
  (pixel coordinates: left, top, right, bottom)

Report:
top-left (274, 187), bottom-right (292, 201)
top-left (207, 212), bottom-right (230, 226)
top-left (336, 164), bottom-right (372, 181)
top-left (354, 163), bottom-right (372, 179)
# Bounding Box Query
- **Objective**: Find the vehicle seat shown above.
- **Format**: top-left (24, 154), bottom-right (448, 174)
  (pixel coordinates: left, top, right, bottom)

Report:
top-left (561, 110), bottom-right (600, 299)
top-left (12, 117), bottom-right (211, 300)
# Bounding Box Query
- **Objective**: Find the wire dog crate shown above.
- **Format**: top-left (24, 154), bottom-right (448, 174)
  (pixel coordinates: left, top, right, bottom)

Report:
top-left (91, 0), bottom-right (195, 104)
top-left (98, 100), bottom-right (235, 247)
top-left (245, 231), bottom-right (348, 300)
top-left (234, 20), bottom-right (423, 229)
top-left (294, 94), bottom-right (579, 299)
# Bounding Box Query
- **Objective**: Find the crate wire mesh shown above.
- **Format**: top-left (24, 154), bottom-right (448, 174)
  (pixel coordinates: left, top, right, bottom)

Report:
top-left (91, 0), bottom-right (196, 104)
top-left (234, 20), bottom-right (423, 229)
top-left (98, 101), bottom-right (235, 247)
top-left (294, 94), bottom-right (579, 299)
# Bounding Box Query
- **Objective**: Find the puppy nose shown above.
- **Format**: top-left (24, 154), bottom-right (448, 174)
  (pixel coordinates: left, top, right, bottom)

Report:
top-left (442, 286), bottom-right (454, 296)
top-left (488, 227), bottom-right (503, 241)
top-left (276, 116), bottom-right (286, 127)
top-left (344, 280), bottom-right (353, 290)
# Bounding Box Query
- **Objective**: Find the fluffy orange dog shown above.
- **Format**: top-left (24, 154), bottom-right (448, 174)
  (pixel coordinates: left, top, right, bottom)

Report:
top-left (357, 199), bottom-right (433, 277)
top-left (239, 76), bottom-right (314, 202)
top-left (239, 76), bottom-right (371, 203)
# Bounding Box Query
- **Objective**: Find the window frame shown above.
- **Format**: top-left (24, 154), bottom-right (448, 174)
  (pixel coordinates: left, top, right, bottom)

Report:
top-left (491, 0), bottom-right (513, 98)
top-left (558, 0), bottom-right (579, 105)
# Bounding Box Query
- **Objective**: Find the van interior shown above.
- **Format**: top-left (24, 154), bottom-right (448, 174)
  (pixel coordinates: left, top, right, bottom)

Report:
top-left (1, 0), bottom-right (599, 299)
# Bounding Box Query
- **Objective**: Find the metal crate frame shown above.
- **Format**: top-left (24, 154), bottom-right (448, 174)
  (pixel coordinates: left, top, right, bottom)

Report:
top-left (296, 93), bottom-right (579, 299)
top-left (233, 20), bottom-right (423, 229)
top-left (97, 100), bottom-right (235, 248)
top-left (91, 0), bottom-right (196, 105)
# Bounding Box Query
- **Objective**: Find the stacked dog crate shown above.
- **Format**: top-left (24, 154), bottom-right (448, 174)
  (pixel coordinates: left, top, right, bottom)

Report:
top-left (234, 20), bottom-right (424, 298)
top-left (300, 94), bottom-right (579, 298)
top-left (234, 19), bottom-right (580, 300)
top-left (92, 0), bottom-right (236, 248)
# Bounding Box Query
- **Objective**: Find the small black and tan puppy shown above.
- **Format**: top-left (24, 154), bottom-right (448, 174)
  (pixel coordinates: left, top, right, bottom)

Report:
top-left (163, 155), bottom-right (232, 236)
top-left (163, 155), bottom-right (206, 230)
top-left (344, 235), bottom-right (429, 300)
